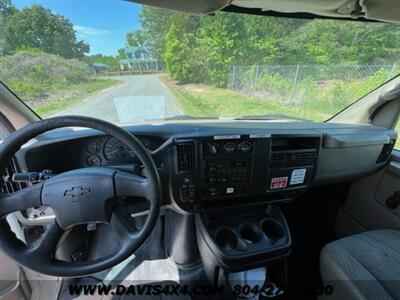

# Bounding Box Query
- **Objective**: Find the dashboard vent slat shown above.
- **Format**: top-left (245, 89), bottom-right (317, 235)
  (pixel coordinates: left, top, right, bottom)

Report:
top-left (271, 152), bottom-right (317, 168)
top-left (1, 160), bottom-right (23, 194)
top-left (176, 143), bottom-right (195, 173)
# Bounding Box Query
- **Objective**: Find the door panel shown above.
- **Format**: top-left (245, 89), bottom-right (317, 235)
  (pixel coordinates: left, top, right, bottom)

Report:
top-left (335, 151), bottom-right (400, 237)
top-left (0, 215), bottom-right (31, 300)
top-left (375, 160), bottom-right (400, 218)
top-left (0, 252), bottom-right (25, 298)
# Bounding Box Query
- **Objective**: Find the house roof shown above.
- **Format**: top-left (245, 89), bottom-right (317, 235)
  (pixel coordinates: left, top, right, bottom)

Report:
top-left (119, 58), bottom-right (159, 65)
top-left (125, 45), bottom-right (150, 54)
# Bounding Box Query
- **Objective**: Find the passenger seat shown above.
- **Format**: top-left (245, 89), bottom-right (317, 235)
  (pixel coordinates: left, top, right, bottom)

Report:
top-left (319, 230), bottom-right (400, 300)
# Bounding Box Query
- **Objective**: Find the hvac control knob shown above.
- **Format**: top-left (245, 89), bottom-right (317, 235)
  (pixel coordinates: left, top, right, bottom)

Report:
top-left (238, 141), bottom-right (252, 153)
top-left (208, 143), bottom-right (218, 154)
top-left (223, 142), bottom-right (236, 154)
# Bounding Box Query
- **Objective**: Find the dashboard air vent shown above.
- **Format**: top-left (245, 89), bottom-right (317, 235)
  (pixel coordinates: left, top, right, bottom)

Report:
top-left (176, 143), bottom-right (195, 173)
top-left (0, 160), bottom-right (23, 194)
top-left (271, 152), bottom-right (317, 168)
top-left (272, 137), bottom-right (320, 151)
top-left (376, 139), bottom-right (395, 163)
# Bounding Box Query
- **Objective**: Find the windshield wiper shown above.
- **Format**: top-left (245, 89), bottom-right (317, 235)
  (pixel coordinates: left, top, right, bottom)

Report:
top-left (154, 114), bottom-right (309, 121)
top-left (235, 114), bottom-right (310, 121)
top-left (162, 115), bottom-right (219, 121)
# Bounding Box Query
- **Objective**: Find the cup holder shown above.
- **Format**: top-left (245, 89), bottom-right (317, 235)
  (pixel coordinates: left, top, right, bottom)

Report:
top-left (239, 224), bottom-right (261, 245)
top-left (215, 227), bottom-right (238, 250)
top-left (261, 220), bottom-right (284, 242)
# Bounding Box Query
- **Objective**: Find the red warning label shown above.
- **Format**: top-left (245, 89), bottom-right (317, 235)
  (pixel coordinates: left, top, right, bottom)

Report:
top-left (270, 177), bottom-right (288, 189)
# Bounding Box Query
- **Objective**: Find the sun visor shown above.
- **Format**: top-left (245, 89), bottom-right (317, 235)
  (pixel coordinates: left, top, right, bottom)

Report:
top-left (126, 0), bottom-right (232, 14)
top-left (364, 0), bottom-right (400, 22)
top-left (229, 0), bottom-right (400, 22)
top-left (127, 0), bottom-right (400, 22)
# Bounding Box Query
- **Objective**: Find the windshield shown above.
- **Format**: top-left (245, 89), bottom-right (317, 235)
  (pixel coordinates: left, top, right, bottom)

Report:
top-left (1, 0), bottom-right (400, 124)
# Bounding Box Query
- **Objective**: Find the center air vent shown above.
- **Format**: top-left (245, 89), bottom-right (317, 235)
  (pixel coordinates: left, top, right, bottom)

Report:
top-left (176, 142), bottom-right (195, 173)
top-left (0, 160), bottom-right (23, 194)
top-left (271, 152), bottom-right (317, 168)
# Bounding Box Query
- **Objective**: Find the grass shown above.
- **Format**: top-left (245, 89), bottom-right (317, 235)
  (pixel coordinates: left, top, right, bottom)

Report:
top-left (161, 77), bottom-right (330, 121)
top-left (161, 76), bottom-right (400, 149)
top-left (31, 79), bottom-right (119, 116)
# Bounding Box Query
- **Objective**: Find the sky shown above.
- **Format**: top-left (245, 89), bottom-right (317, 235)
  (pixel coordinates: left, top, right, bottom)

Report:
top-left (13, 0), bottom-right (142, 56)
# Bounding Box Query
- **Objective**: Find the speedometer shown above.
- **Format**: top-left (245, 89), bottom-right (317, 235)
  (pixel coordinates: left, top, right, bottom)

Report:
top-left (103, 137), bottom-right (134, 161)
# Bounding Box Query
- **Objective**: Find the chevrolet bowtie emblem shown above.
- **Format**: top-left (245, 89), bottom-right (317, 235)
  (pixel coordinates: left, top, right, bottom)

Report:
top-left (64, 186), bottom-right (91, 197)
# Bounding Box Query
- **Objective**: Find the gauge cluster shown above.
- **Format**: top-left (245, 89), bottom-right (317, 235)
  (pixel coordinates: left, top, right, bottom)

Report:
top-left (84, 136), bottom-right (162, 166)
top-left (204, 140), bottom-right (254, 157)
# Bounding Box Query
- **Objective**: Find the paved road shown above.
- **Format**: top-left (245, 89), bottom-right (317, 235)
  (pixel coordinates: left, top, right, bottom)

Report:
top-left (59, 75), bottom-right (181, 123)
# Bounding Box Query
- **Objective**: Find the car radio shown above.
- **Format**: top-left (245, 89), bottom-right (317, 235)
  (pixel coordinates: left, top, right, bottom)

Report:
top-left (204, 159), bottom-right (252, 197)
top-left (200, 137), bottom-right (263, 199)
top-left (172, 135), bottom-right (320, 210)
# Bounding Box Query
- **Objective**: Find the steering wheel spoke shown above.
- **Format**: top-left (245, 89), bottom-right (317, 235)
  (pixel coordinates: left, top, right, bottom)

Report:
top-left (29, 221), bottom-right (64, 262)
top-left (114, 170), bottom-right (149, 199)
top-left (110, 206), bottom-right (139, 248)
top-left (0, 183), bottom-right (43, 218)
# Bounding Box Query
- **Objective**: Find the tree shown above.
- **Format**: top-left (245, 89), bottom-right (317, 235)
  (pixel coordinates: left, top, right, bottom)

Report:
top-left (116, 48), bottom-right (126, 60)
top-left (135, 6), bottom-right (400, 87)
top-left (0, 0), bottom-right (17, 54)
top-left (5, 5), bottom-right (89, 58)
top-left (242, 16), bottom-right (303, 64)
top-left (164, 12), bottom-right (203, 83)
top-left (353, 23), bottom-right (400, 63)
top-left (139, 6), bottom-right (171, 56)
top-left (126, 29), bottom-right (146, 47)
top-left (0, 0), bottom-right (16, 16)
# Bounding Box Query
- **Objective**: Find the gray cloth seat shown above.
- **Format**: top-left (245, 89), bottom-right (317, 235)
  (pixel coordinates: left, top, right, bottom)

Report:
top-left (319, 230), bottom-right (400, 300)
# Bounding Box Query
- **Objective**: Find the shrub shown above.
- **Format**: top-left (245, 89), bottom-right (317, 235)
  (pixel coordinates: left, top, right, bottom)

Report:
top-left (256, 72), bottom-right (292, 100)
top-left (0, 51), bottom-right (93, 101)
top-left (235, 65), bottom-right (393, 115)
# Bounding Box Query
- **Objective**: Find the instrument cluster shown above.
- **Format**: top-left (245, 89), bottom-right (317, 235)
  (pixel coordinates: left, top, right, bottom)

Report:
top-left (85, 136), bottom-right (160, 166)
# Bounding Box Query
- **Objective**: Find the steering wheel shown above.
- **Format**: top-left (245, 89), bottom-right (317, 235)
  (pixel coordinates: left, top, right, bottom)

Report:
top-left (0, 116), bottom-right (162, 277)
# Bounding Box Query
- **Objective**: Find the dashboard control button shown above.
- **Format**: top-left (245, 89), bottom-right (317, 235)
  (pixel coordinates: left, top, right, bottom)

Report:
top-left (183, 177), bottom-right (193, 184)
top-left (238, 141), bottom-right (252, 153)
top-left (180, 186), bottom-right (188, 202)
top-left (208, 143), bottom-right (218, 154)
top-left (180, 183), bottom-right (196, 202)
top-left (188, 185), bottom-right (195, 202)
top-left (223, 142), bottom-right (236, 153)
top-left (208, 187), bottom-right (218, 196)
top-left (208, 166), bottom-right (217, 173)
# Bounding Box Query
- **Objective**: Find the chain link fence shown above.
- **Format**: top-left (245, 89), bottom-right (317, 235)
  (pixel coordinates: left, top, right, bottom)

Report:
top-left (228, 64), bottom-right (399, 112)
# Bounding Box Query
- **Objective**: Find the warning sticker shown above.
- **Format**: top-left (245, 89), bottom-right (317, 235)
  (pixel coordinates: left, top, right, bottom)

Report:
top-left (270, 177), bottom-right (288, 189)
top-left (290, 169), bottom-right (306, 185)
